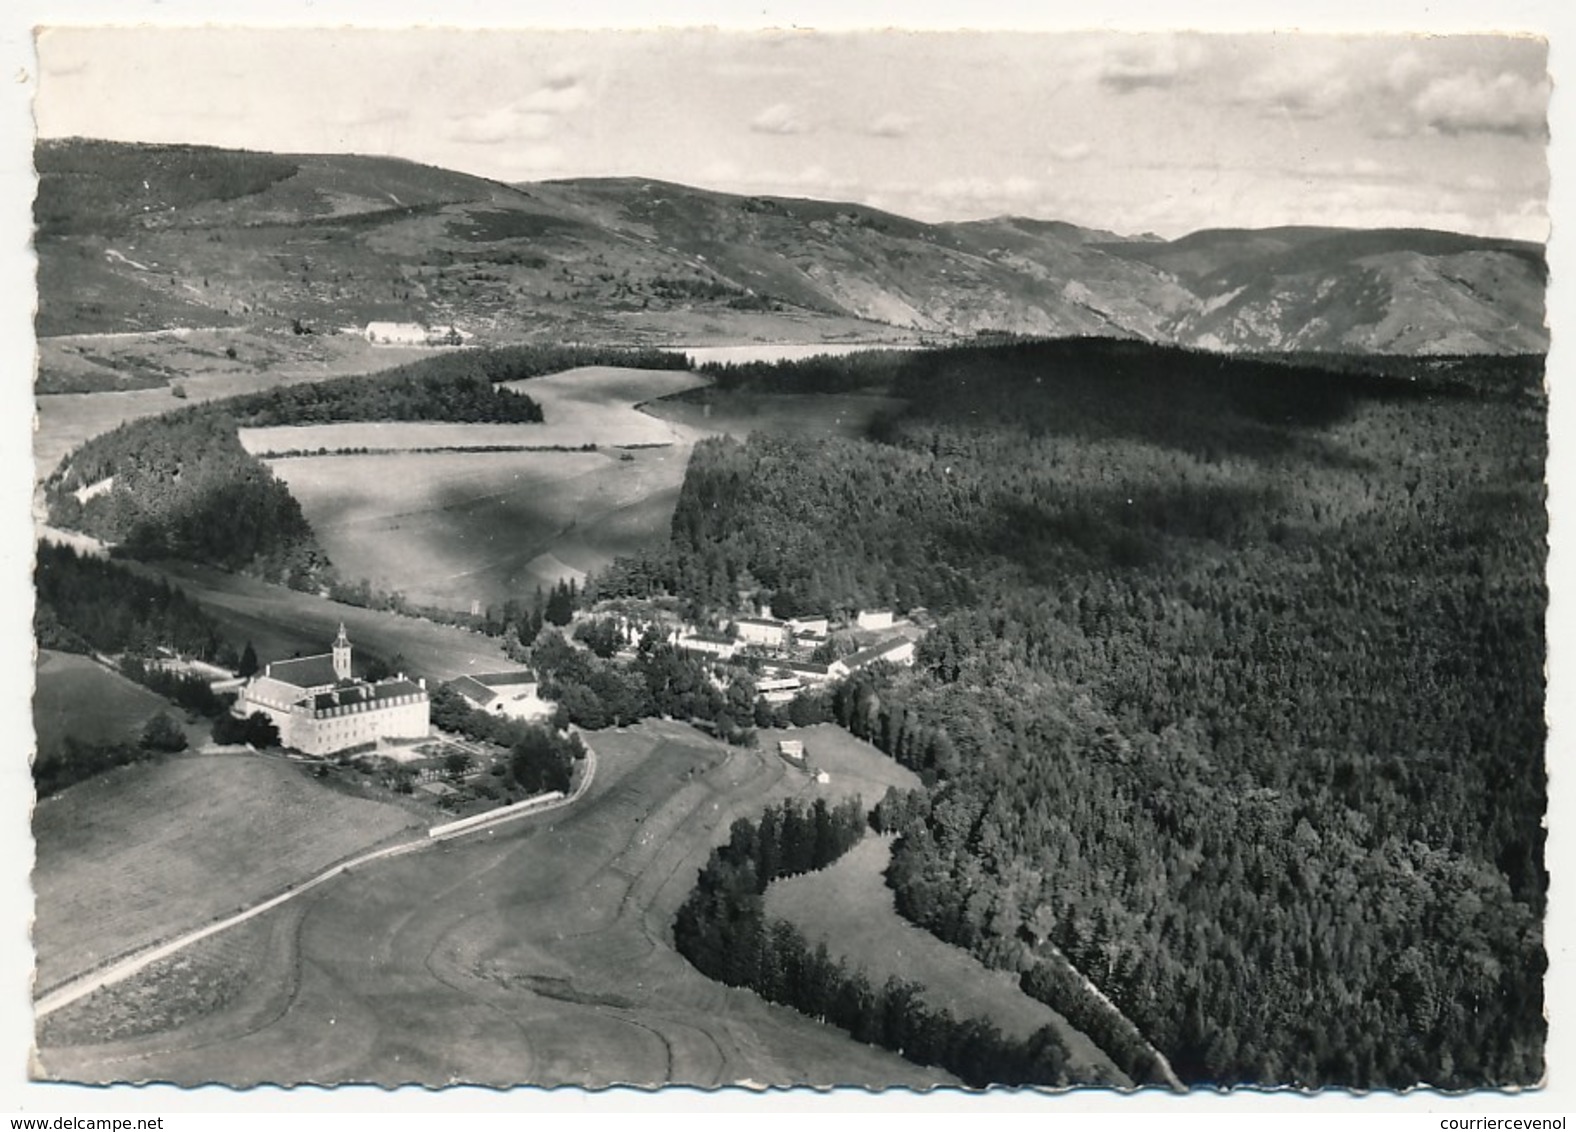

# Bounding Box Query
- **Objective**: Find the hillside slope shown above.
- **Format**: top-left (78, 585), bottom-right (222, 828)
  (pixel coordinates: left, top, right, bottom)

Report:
top-left (32, 139), bottom-right (1546, 353)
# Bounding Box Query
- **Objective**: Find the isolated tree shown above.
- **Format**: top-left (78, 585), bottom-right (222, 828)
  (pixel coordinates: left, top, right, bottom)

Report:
top-left (238, 641), bottom-right (259, 678)
top-left (139, 711), bottom-right (188, 753)
top-left (544, 580), bottom-right (576, 627)
top-left (243, 711), bottom-right (281, 749)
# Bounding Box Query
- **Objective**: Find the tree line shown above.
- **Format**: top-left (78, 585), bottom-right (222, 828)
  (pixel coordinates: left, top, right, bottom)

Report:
top-left (35, 542), bottom-right (230, 661)
top-left (673, 797), bottom-right (1091, 1088)
top-left (528, 629), bottom-right (757, 744)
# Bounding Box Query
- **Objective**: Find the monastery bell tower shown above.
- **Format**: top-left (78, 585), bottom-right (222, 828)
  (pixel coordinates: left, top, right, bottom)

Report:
top-left (333, 623), bottom-right (352, 680)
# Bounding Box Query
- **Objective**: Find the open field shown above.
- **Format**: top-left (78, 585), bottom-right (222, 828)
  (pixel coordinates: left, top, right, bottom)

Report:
top-left (766, 836), bottom-right (1129, 1085)
top-left (125, 560), bottom-right (515, 682)
top-left (32, 650), bottom-right (169, 761)
top-left (754, 724), bottom-right (922, 804)
top-left (269, 445), bottom-right (690, 610)
top-left (249, 367), bottom-right (713, 610)
top-left (34, 329), bottom-right (432, 482)
top-left (640, 389), bottom-right (908, 442)
top-left (31, 752), bottom-right (424, 994)
top-left (35, 721), bottom-right (952, 1087)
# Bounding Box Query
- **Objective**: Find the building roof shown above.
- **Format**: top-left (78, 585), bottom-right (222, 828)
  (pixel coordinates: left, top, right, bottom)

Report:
top-left (449, 675), bottom-right (499, 706)
top-left (472, 670), bottom-right (536, 687)
top-left (248, 675), bottom-right (309, 704)
top-left (780, 659), bottom-right (833, 675)
top-left (685, 630), bottom-right (734, 645)
top-left (737, 616), bottom-right (788, 629)
top-left (266, 652), bottom-right (340, 690)
top-left (843, 637), bottom-right (912, 669)
top-left (311, 678), bottom-right (425, 712)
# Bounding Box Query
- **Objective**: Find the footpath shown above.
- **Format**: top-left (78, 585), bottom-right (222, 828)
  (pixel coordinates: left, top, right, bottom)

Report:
top-left (33, 743), bottom-right (598, 1020)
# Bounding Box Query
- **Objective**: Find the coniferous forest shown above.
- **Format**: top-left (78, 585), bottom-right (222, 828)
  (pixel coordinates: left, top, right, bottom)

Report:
top-left (631, 339), bottom-right (1547, 1089)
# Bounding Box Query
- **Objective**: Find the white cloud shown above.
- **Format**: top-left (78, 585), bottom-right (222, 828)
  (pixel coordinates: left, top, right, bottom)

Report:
top-left (541, 60), bottom-right (582, 91)
top-left (1412, 70), bottom-right (1547, 137)
top-left (453, 104), bottom-right (558, 145)
top-left (1047, 142), bottom-right (1093, 163)
top-left (925, 175), bottom-right (1042, 214)
top-left (1092, 38), bottom-right (1208, 93)
top-left (749, 102), bottom-right (811, 135)
top-left (522, 81), bottom-right (588, 116)
top-left (497, 144), bottom-right (568, 178)
top-left (452, 72), bottom-right (589, 147)
top-left (1304, 157), bottom-right (1387, 179)
top-left (1385, 49), bottom-right (1427, 94)
top-left (866, 111), bottom-right (912, 138)
top-left (1233, 58), bottom-right (1354, 119)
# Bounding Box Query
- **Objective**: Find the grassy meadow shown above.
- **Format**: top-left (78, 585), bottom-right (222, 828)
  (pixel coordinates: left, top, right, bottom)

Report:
top-left (123, 559), bottom-right (516, 682)
top-left (36, 721), bottom-right (948, 1087)
top-left (269, 445), bottom-right (691, 610)
top-left (31, 752), bottom-right (424, 993)
top-left (765, 835), bottom-right (1128, 1083)
top-left (32, 650), bottom-right (170, 762)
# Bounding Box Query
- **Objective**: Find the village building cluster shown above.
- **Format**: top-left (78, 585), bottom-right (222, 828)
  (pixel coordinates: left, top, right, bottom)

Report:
top-left (666, 605), bottom-right (924, 704)
top-left (203, 599), bottom-right (927, 766)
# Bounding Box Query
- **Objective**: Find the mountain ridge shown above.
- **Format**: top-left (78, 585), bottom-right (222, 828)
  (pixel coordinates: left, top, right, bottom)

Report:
top-left (32, 138), bottom-right (1546, 354)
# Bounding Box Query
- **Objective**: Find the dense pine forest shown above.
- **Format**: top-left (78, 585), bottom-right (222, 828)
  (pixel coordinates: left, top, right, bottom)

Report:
top-left (633, 339), bottom-right (1546, 1089)
top-left (35, 541), bottom-right (229, 661)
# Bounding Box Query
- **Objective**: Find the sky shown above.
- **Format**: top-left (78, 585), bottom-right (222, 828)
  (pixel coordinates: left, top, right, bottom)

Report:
top-left (31, 27), bottom-right (1550, 241)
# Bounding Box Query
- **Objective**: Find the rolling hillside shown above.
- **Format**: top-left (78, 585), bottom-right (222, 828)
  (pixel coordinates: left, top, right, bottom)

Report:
top-left (33, 138), bottom-right (1546, 354)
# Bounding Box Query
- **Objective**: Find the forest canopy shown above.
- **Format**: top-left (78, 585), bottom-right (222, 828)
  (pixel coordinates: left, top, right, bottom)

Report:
top-left (637, 337), bottom-right (1547, 1089)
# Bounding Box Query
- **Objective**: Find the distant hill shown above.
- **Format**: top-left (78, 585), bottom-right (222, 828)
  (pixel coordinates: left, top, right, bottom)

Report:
top-left (31, 138), bottom-right (1546, 354)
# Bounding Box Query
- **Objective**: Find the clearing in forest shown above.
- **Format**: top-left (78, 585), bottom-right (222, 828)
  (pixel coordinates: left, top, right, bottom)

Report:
top-left (765, 835), bottom-right (1131, 1086)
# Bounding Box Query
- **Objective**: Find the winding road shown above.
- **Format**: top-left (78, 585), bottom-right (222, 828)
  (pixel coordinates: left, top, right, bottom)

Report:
top-left (35, 722), bottom-right (945, 1089)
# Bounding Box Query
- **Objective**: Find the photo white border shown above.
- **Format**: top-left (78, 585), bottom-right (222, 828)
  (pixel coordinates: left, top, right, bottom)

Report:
top-left (0, 1), bottom-right (1568, 1118)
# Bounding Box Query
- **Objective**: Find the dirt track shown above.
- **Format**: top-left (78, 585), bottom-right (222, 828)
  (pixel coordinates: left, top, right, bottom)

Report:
top-left (36, 722), bottom-right (946, 1088)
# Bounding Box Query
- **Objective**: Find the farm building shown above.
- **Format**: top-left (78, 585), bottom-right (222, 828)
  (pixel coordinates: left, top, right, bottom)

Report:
top-left (364, 321), bottom-right (430, 346)
top-left (843, 636), bottom-right (917, 671)
top-left (779, 658), bottom-right (848, 684)
top-left (856, 609), bottom-right (895, 631)
top-left (365, 321), bottom-right (469, 347)
top-left (448, 670), bottom-right (554, 722)
top-left (757, 670), bottom-right (803, 704)
top-left (239, 625), bottom-right (431, 756)
top-left (787, 615), bottom-right (830, 637)
top-left (677, 631), bottom-right (739, 660)
top-left (778, 739), bottom-right (806, 764)
top-left (736, 617), bottom-right (791, 648)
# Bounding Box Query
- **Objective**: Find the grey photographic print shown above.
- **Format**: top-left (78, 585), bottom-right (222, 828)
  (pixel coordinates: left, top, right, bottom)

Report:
top-left (21, 16), bottom-right (1558, 1103)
